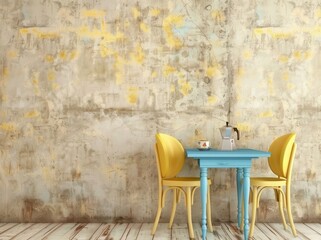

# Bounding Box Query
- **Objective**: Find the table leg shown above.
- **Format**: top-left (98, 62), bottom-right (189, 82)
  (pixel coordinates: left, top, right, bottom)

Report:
top-left (243, 167), bottom-right (250, 240)
top-left (236, 168), bottom-right (243, 228)
top-left (200, 167), bottom-right (208, 240)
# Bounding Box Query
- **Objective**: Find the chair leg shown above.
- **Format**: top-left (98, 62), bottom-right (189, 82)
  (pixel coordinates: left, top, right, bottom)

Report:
top-left (249, 186), bottom-right (258, 238)
top-left (186, 187), bottom-right (195, 239)
top-left (207, 184), bottom-right (213, 232)
top-left (169, 189), bottom-right (178, 228)
top-left (286, 188), bottom-right (297, 236)
top-left (277, 189), bottom-right (287, 230)
top-left (151, 189), bottom-right (163, 235)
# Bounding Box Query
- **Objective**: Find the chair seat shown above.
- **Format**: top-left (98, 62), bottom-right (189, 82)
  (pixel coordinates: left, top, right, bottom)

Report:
top-left (163, 177), bottom-right (211, 187)
top-left (251, 177), bottom-right (286, 187)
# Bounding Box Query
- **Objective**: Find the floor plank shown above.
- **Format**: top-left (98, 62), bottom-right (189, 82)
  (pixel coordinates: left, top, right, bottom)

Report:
top-left (28, 223), bottom-right (62, 240)
top-left (0, 223), bottom-right (20, 235)
top-left (295, 223), bottom-right (321, 240)
top-left (305, 223), bottom-right (321, 235)
top-left (120, 223), bottom-right (142, 240)
top-left (269, 223), bottom-right (303, 240)
top-left (193, 223), bottom-right (215, 240)
top-left (89, 223), bottom-right (115, 240)
top-left (106, 223), bottom-right (129, 239)
top-left (171, 223), bottom-right (189, 240)
top-left (152, 223), bottom-right (171, 240)
top-left (212, 224), bottom-right (229, 240)
top-left (42, 223), bottom-right (78, 240)
top-left (256, 223), bottom-right (285, 240)
top-left (136, 223), bottom-right (153, 240)
top-left (11, 223), bottom-right (49, 240)
top-left (73, 223), bottom-right (102, 240)
top-left (0, 223), bottom-right (34, 240)
top-left (251, 224), bottom-right (270, 240)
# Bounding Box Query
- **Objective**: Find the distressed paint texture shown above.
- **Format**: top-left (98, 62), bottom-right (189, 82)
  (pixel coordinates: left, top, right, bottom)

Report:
top-left (0, 0), bottom-right (320, 223)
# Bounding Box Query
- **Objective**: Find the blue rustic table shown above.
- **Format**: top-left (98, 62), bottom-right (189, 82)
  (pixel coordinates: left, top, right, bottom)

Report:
top-left (186, 148), bottom-right (270, 240)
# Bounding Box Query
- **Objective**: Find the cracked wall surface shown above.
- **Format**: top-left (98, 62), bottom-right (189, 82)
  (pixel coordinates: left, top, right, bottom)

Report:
top-left (0, 0), bottom-right (320, 223)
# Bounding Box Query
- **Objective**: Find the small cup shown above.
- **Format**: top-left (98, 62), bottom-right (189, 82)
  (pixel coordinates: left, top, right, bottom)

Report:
top-left (197, 140), bottom-right (210, 149)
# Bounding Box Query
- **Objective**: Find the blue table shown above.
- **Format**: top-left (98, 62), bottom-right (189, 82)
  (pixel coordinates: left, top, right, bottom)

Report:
top-left (186, 148), bottom-right (270, 240)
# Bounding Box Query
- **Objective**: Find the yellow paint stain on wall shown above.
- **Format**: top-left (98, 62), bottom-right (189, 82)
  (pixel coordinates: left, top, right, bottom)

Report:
top-left (114, 54), bottom-right (126, 85)
top-left (0, 122), bottom-right (16, 132)
top-left (140, 22), bottom-right (149, 32)
top-left (293, 50), bottom-right (312, 61)
top-left (59, 50), bottom-right (67, 60)
top-left (170, 84), bottom-right (175, 92)
top-left (2, 67), bottom-right (9, 78)
top-left (282, 71), bottom-right (289, 81)
top-left (69, 50), bottom-right (78, 60)
top-left (115, 72), bottom-right (123, 85)
top-left (253, 27), bottom-right (294, 39)
top-left (51, 82), bottom-right (60, 90)
top-left (211, 10), bottom-right (226, 23)
top-left (19, 12), bottom-right (126, 47)
top-left (278, 55), bottom-right (289, 63)
top-left (208, 95), bottom-right (218, 104)
top-left (100, 44), bottom-right (115, 58)
top-left (179, 80), bottom-right (192, 96)
top-left (47, 69), bottom-right (56, 81)
top-left (19, 28), bottom-right (60, 39)
top-left (127, 87), bottom-right (138, 104)
top-left (163, 65), bottom-right (176, 77)
top-left (293, 50), bottom-right (301, 60)
top-left (259, 111), bottom-right (274, 118)
top-left (206, 65), bottom-right (220, 78)
top-left (150, 8), bottom-right (161, 17)
top-left (19, 28), bottom-right (29, 35)
top-left (45, 54), bottom-right (54, 63)
top-left (151, 71), bottom-right (158, 78)
top-left (304, 50), bottom-right (312, 60)
top-left (287, 82), bottom-right (295, 90)
top-left (132, 7), bottom-right (141, 19)
top-left (236, 123), bottom-right (251, 132)
top-left (163, 15), bottom-right (184, 49)
top-left (24, 110), bottom-right (40, 118)
top-left (31, 72), bottom-right (40, 95)
top-left (242, 49), bottom-right (253, 60)
top-left (254, 26), bottom-right (321, 39)
top-left (315, 8), bottom-right (321, 18)
top-left (7, 50), bottom-right (17, 59)
top-left (81, 9), bottom-right (105, 18)
top-left (131, 44), bottom-right (145, 64)
top-left (236, 67), bottom-right (245, 78)
top-left (77, 25), bottom-right (124, 42)
top-left (267, 73), bottom-right (275, 95)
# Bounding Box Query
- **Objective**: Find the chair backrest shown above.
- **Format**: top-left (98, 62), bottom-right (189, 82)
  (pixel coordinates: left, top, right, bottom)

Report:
top-left (268, 133), bottom-right (296, 179)
top-left (155, 133), bottom-right (185, 179)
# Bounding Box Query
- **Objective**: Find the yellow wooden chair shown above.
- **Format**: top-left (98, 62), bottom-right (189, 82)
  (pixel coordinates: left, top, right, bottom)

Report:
top-left (247, 133), bottom-right (297, 238)
top-left (151, 133), bottom-right (213, 239)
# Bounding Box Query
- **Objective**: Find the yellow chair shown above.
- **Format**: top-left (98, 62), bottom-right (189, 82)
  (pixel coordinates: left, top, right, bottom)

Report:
top-left (248, 133), bottom-right (297, 237)
top-left (151, 133), bottom-right (213, 239)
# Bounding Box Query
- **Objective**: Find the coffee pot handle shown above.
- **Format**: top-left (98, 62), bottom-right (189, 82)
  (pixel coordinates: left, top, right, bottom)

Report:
top-left (233, 127), bottom-right (240, 140)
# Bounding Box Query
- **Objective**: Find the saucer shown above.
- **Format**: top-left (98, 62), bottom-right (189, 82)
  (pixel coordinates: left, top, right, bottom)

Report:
top-left (198, 147), bottom-right (211, 151)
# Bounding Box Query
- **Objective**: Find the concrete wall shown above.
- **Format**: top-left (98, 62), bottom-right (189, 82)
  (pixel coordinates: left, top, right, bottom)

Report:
top-left (0, 0), bottom-right (320, 223)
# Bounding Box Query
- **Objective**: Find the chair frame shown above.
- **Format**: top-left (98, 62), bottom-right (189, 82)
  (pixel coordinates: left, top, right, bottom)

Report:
top-left (242, 134), bottom-right (297, 238)
top-left (151, 144), bottom-right (213, 239)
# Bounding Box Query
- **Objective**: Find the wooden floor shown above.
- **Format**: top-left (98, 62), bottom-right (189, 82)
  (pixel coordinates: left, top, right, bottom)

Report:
top-left (0, 222), bottom-right (320, 240)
